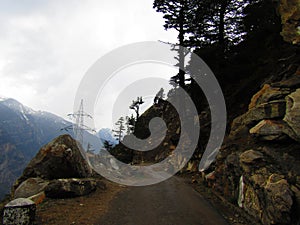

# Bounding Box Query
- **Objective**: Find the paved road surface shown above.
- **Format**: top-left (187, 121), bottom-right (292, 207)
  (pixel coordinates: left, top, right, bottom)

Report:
top-left (97, 176), bottom-right (229, 225)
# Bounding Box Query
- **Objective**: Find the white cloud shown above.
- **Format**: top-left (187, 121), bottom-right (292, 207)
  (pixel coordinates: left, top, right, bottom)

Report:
top-left (0, 0), bottom-right (177, 128)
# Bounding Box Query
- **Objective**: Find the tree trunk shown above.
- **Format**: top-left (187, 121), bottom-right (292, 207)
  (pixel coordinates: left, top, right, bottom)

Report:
top-left (218, 0), bottom-right (227, 55)
top-left (178, 6), bottom-right (185, 88)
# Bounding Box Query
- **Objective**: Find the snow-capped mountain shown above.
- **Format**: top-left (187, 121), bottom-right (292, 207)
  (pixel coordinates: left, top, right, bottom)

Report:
top-left (97, 128), bottom-right (118, 146)
top-left (0, 97), bottom-right (102, 199)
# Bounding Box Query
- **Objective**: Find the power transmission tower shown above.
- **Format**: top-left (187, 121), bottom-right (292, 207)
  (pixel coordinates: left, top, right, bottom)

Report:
top-left (62, 99), bottom-right (95, 148)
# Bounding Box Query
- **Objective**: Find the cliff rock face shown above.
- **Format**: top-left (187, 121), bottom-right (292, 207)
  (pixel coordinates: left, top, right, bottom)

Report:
top-left (212, 74), bottom-right (300, 225)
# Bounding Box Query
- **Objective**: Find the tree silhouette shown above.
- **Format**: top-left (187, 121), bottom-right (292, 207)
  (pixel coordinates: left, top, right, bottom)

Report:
top-left (129, 97), bottom-right (144, 120)
top-left (153, 0), bottom-right (198, 88)
top-left (154, 0), bottom-right (254, 56)
top-left (154, 88), bottom-right (165, 104)
top-left (126, 114), bottom-right (136, 135)
top-left (188, 0), bottom-right (249, 53)
top-left (112, 117), bottom-right (126, 142)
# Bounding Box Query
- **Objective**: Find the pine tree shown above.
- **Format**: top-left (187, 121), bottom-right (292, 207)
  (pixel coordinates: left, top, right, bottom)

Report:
top-left (112, 117), bottom-right (126, 142)
top-left (126, 115), bottom-right (136, 135)
top-left (153, 0), bottom-right (198, 88)
top-left (154, 88), bottom-right (165, 104)
top-left (189, 0), bottom-right (249, 52)
top-left (129, 97), bottom-right (144, 120)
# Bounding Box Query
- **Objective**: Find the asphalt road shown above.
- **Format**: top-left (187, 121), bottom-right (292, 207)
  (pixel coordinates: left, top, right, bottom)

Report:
top-left (97, 176), bottom-right (229, 225)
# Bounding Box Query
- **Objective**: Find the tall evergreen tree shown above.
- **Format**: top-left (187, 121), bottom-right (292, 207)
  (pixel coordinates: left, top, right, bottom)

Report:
top-left (112, 117), bottom-right (126, 142)
top-left (189, 0), bottom-right (248, 52)
top-left (153, 0), bottom-right (198, 88)
top-left (125, 115), bottom-right (136, 135)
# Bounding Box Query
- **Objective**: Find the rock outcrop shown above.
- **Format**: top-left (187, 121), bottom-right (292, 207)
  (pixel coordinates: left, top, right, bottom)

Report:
top-left (16, 134), bottom-right (92, 183)
top-left (231, 76), bottom-right (300, 142)
top-left (209, 74), bottom-right (300, 225)
top-left (12, 135), bottom-right (97, 200)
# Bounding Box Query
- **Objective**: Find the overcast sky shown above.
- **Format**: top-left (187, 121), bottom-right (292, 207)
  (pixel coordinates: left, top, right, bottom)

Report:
top-left (0, 0), bottom-right (177, 129)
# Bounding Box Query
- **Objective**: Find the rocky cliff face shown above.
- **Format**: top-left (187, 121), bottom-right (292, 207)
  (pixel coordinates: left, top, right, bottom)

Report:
top-left (203, 3), bottom-right (300, 225)
top-left (212, 74), bottom-right (300, 225)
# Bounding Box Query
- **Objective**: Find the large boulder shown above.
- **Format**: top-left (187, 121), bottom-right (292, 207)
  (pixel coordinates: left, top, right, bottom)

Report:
top-left (14, 135), bottom-right (92, 190)
top-left (44, 178), bottom-right (97, 198)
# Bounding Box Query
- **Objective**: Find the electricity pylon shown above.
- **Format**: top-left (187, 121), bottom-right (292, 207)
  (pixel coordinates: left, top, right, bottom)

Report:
top-left (62, 99), bottom-right (95, 149)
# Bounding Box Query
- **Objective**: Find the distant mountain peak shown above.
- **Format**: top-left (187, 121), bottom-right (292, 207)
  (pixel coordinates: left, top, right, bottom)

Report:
top-left (0, 95), bottom-right (8, 101)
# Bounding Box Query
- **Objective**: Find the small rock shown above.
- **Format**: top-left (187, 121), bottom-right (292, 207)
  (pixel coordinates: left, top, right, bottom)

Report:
top-left (28, 192), bottom-right (46, 205)
top-left (239, 150), bottom-right (264, 164)
top-left (250, 119), bottom-right (299, 141)
top-left (3, 198), bottom-right (36, 225)
top-left (284, 89), bottom-right (300, 140)
top-left (268, 173), bottom-right (285, 183)
top-left (14, 178), bottom-right (49, 199)
top-left (205, 171), bottom-right (216, 181)
top-left (186, 161), bottom-right (199, 172)
top-left (169, 145), bottom-right (176, 151)
top-left (249, 84), bottom-right (291, 109)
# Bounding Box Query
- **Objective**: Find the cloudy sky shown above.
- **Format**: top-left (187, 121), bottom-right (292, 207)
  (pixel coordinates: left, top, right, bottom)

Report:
top-left (0, 0), bottom-right (177, 129)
